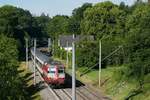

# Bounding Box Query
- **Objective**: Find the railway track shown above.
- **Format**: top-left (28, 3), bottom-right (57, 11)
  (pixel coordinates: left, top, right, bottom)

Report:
top-left (76, 86), bottom-right (101, 100)
top-left (82, 85), bottom-right (103, 99)
top-left (36, 70), bottom-right (61, 100)
top-left (30, 60), bottom-right (108, 100)
top-left (30, 47), bottom-right (110, 100)
top-left (52, 89), bottom-right (71, 100)
top-left (34, 62), bottom-right (71, 100)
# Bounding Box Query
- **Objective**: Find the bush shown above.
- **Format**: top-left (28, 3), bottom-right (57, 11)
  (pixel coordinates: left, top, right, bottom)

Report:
top-left (0, 35), bottom-right (28, 99)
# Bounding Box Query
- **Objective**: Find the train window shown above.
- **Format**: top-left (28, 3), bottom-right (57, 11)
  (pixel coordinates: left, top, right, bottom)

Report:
top-left (48, 67), bottom-right (56, 74)
top-left (58, 69), bottom-right (64, 73)
top-left (49, 70), bottom-right (55, 73)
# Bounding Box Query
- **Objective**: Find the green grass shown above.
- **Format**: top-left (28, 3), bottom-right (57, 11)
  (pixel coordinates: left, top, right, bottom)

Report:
top-left (54, 57), bottom-right (150, 100)
top-left (72, 66), bottom-right (150, 100)
top-left (18, 62), bottom-right (41, 100)
top-left (132, 74), bottom-right (150, 100)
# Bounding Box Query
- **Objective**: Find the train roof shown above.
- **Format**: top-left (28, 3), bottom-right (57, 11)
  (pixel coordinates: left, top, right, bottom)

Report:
top-left (31, 48), bottom-right (62, 66)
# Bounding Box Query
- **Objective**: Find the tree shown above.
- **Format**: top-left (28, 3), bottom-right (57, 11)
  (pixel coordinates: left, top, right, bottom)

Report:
top-left (0, 35), bottom-right (27, 99)
top-left (68, 3), bottom-right (92, 34)
top-left (34, 13), bottom-right (50, 37)
top-left (81, 1), bottom-right (126, 39)
top-left (0, 5), bottom-right (46, 59)
top-left (76, 41), bottom-right (99, 68)
top-left (0, 5), bottom-right (47, 42)
top-left (0, 5), bottom-right (32, 38)
top-left (119, 2), bottom-right (131, 14)
top-left (125, 3), bottom-right (150, 79)
top-left (47, 15), bottom-right (69, 39)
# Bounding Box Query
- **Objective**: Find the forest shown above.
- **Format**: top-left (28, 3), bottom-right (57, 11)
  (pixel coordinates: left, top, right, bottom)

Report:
top-left (0, 1), bottom-right (150, 99)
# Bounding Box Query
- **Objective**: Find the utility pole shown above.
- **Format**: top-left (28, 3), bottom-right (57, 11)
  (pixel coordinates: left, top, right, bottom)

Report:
top-left (99, 40), bottom-right (101, 87)
top-left (48, 38), bottom-right (51, 53)
top-left (66, 41), bottom-right (69, 68)
top-left (25, 38), bottom-right (28, 69)
top-left (33, 38), bottom-right (36, 86)
top-left (53, 40), bottom-right (55, 56)
top-left (72, 34), bottom-right (76, 100)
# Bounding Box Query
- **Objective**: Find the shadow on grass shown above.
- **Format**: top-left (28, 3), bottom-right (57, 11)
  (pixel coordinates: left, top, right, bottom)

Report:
top-left (23, 72), bottom-right (32, 79)
top-left (17, 69), bottom-right (25, 74)
top-left (18, 69), bottom-right (44, 100)
top-left (27, 82), bottom-right (46, 99)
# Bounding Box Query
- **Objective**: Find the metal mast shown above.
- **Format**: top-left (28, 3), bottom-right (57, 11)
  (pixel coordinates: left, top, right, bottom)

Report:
top-left (66, 41), bottom-right (69, 68)
top-left (48, 38), bottom-right (51, 53)
top-left (72, 34), bottom-right (76, 100)
top-left (99, 40), bottom-right (101, 87)
top-left (26, 38), bottom-right (28, 69)
top-left (33, 38), bottom-right (36, 86)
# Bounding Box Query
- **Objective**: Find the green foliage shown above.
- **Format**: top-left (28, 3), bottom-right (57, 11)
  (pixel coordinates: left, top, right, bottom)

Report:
top-left (47, 15), bottom-right (69, 40)
top-left (76, 36), bottom-right (125, 69)
top-left (125, 3), bottom-right (150, 79)
top-left (34, 13), bottom-right (50, 37)
top-left (0, 5), bottom-right (48, 39)
top-left (101, 36), bottom-right (125, 66)
top-left (44, 2), bottom-right (150, 84)
top-left (1, 1), bottom-right (150, 99)
top-left (0, 5), bottom-right (32, 38)
top-left (53, 44), bottom-right (67, 60)
top-left (53, 44), bottom-right (61, 58)
top-left (68, 3), bottom-right (92, 35)
top-left (76, 41), bottom-right (99, 68)
top-left (81, 1), bottom-right (126, 39)
top-left (0, 5), bottom-right (48, 59)
top-left (0, 35), bottom-right (28, 99)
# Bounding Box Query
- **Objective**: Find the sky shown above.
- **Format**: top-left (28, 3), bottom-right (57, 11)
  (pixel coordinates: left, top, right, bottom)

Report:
top-left (0, 0), bottom-right (147, 17)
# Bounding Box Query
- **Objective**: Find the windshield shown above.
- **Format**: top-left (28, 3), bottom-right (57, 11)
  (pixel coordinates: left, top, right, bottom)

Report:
top-left (48, 67), bottom-right (56, 74)
top-left (49, 70), bottom-right (55, 73)
top-left (58, 69), bottom-right (64, 73)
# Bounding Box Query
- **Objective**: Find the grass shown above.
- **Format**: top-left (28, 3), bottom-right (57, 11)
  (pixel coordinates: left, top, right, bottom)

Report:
top-left (132, 74), bottom-right (150, 100)
top-left (18, 62), bottom-right (41, 100)
top-left (76, 66), bottom-right (150, 100)
top-left (70, 66), bottom-right (150, 100)
top-left (54, 57), bottom-right (150, 100)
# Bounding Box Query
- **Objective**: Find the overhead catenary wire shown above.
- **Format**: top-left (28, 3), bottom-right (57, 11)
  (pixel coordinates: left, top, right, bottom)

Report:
top-left (80, 45), bottom-right (123, 77)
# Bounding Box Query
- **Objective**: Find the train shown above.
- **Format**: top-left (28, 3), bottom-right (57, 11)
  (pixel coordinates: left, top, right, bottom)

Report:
top-left (31, 48), bottom-right (65, 85)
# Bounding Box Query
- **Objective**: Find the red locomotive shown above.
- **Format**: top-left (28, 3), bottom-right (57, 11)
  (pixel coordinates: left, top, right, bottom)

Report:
top-left (31, 48), bottom-right (65, 85)
top-left (42, 62), bottom-right (65, 85)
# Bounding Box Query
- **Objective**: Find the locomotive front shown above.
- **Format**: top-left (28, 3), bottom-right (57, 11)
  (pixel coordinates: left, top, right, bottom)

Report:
top-left (42, 63), bottom-right (65, 85)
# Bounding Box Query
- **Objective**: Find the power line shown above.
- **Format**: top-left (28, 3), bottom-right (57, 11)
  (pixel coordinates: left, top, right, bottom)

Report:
top-left (80, 46), bottom-right (123, 77)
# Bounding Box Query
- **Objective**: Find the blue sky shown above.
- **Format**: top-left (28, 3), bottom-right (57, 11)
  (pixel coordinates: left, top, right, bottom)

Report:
top-left (0, 0), bottom-right (145, 17)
